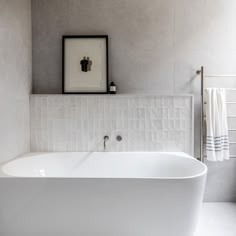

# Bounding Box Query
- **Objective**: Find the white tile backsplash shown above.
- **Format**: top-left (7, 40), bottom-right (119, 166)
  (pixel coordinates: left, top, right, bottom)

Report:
top-left (30, 95), bottom-right (194, 154)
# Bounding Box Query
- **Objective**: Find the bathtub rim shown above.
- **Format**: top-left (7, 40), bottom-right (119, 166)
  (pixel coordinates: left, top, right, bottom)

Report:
top-left (0, 152), bottom-right (207, 180)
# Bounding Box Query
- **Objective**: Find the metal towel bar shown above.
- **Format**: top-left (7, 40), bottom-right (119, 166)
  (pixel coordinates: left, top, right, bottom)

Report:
top-left (196, 67), bottom-right (236, 162)
top-left (196, 67), bottom-right (204, 162)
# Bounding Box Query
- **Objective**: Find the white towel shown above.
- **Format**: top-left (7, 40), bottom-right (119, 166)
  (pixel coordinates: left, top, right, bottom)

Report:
top-left (205, 88), bottom-right (230, 161)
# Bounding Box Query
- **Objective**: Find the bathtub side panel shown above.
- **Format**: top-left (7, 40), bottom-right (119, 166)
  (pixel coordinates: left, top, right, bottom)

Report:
top-left (0, 177), bottom-right (206, 236)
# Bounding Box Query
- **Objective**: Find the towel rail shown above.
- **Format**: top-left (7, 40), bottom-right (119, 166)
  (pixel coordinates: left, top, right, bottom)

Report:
top-left (204, 115), bottom-right (236, 118)
top-left (204, 155), bottom-right (236, 158)
top-left (204, 75), bottom-right (236, 77)
top-left (196, 67), bottom-right (236, 162)
top-left (196, 67), bottom-right (204, 162)
top-left (204, 102), bottom-right (236, 104)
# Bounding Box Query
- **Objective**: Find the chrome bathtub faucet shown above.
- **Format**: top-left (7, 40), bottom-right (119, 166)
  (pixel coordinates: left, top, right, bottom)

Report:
top-left (103, 135), bottom-right (109, 150)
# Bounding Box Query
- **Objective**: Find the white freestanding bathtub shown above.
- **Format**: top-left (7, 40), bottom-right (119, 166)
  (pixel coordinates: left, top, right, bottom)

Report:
top-left (0, 152), bottom-right (207, 236)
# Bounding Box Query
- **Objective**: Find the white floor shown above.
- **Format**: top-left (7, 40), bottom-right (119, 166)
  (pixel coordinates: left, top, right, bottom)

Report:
top-left (195, 202), bottom-right (236, 236)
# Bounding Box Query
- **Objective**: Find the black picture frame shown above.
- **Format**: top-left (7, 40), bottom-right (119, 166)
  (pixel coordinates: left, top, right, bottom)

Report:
top-left (62, 35), bottom-right (109, 94)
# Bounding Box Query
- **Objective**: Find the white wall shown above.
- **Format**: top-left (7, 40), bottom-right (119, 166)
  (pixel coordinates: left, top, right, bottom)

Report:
top-left (0, 0), bottom-right (32, 163)
top-left (31, 0), bottom-right (236, 201)
top-left (31, 0), bottom-right (236, 157)
top-left (32, 0), bottom-right (236, 94)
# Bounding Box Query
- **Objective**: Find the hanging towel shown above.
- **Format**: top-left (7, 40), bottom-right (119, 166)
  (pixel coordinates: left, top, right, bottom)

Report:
top-left (205, 88), bottom-right (229, 161)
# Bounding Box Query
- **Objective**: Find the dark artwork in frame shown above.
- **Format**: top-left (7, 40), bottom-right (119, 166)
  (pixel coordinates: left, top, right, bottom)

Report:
top-left (62, 35), bottom-right (109, 94)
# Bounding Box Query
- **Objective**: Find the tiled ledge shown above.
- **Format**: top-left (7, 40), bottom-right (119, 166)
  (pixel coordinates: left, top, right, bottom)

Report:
top-left (30, 94), bottom-right (193, 97)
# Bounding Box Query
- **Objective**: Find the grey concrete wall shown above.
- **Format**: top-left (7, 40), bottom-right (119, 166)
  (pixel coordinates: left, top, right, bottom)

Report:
top-left (0, 0), bottom-right (32, 163)
top-left (204, 160), bottom-right (236, 202)
top-left (32, 0), bottom-right (236, 94)
top-left (32, 0), bottom-right (236, 201)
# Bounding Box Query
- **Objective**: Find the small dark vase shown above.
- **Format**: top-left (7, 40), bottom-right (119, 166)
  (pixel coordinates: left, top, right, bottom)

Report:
top-left (109, 82), bottom-right (117, 94)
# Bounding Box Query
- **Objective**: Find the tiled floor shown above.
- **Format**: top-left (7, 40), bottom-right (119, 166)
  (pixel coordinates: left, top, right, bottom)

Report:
top-left (195, 202), bottom-right (236, 236)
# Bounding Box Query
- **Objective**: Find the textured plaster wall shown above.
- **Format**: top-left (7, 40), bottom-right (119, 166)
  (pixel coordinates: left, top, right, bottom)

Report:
top-left (0, 0), bottom-right (32, 163)
top-left (32, 0), bottom-right (236, 94)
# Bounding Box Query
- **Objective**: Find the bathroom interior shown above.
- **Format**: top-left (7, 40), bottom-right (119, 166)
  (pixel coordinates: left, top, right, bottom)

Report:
top-left (0, 0), bottom-right (236, 235)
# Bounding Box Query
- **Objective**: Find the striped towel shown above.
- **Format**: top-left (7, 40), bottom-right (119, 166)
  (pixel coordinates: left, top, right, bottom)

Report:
top-left (205, 88), bottom-right (230, 161)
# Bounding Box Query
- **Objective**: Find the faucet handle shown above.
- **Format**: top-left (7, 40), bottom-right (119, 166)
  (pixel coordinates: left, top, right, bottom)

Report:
top-left (116, 135), bottom-right (122, 141)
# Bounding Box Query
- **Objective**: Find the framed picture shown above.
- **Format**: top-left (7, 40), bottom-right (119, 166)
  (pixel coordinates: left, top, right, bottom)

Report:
top-left (62, 35), bottom-right (108, 94)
